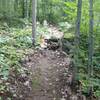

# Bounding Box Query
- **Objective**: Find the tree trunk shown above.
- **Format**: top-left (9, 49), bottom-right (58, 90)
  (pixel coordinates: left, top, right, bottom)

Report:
top-left (24, 0), bottom-right (29, 18)
top-left (29, 0), bottom-right (32, 18)
top-left (22, 0), bottom-right (25, 18)
top-left (14, 0), bottom-right (18, 13)
top-left (74, 0), bottom-right (82, 80)
top-left (88, 0), bottom-right (93, 80)
top-left (88, 0), bottom-right (94, 98)
top-left (32, 0), bottom-right (37, 45)
top-left (26, 0), bottom-right (29, 19)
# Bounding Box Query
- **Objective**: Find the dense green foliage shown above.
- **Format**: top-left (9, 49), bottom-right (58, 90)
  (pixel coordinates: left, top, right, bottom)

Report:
top-left (0, 25), bottom-right (32, 96)
top-left (63, 0), bottom-right (100, 96)
top-left (0, 0), bottom-right (100, 98)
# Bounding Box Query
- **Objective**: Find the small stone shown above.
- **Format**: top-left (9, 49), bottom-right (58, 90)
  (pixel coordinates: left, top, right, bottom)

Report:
top-left (48, 67), bottom-right (52, 70)
top-left (24, 81), bottom-right (29, 86)
top-left (19, 95), bottom-right (23, 98)
top-left (0, 80), bottom-right (3, 84)
top-left (65, 68), bottom-right (68, 72)
top-left (52, 90), bottom-right (56, 94)
top-left (63, 73), bottom-right (67, 76)
top-left (57, 63), bottom-right (59, 65)
top-left (56, 78), bottom-right (59, 81)
top-left (21, 73), bottom-right (27, 77)
top-left (60, 69), bottom-right (63, 72)
top-left (61, 91), bottom-right (65, 95)
top-left (56, 69), bottom-right (59, 72)
top-left (45, 77), bottom-right (48, 81)
top-left (65, 94), bottom-right (68, 98)
top-left (60, 63), bottom-right (63, 66)
top-left (5, 82), bottom-right (10, 85)
top-left (53, 98), bottom-right (56, 100)
top-left (44, 90), bottom-right (47, 93)
top-left (13, 94), bottom-right (17, 97)
top-left (49, 83), bottom-right (52, 85)
top-left (29, 65), bottom-right (32, 68)
top-left (61, 97), bottom-right (66, 100)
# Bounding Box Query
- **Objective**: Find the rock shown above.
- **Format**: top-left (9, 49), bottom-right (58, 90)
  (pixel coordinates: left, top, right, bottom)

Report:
top-left (24, 81), bottom-right (30, 86)
top-left (70, 95), bottom-right (78, 100)
top-left (61, 97), bottom-right (66, 100)
top-left (0, 80), bottom-right (3, 84)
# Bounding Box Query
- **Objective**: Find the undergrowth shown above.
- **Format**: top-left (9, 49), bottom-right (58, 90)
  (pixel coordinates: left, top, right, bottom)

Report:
top-left (0, 23), bottom-right (100, 98)
top-left (0, 25), bottom-right (33, 98)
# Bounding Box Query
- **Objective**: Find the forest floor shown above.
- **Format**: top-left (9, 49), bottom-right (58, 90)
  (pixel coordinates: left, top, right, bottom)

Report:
top-left (10, 48), bottom-right (88, 100)
top-left (0, 24), bottom-right (98, 100)
top-left (23, 49), bottom-right (72, 100)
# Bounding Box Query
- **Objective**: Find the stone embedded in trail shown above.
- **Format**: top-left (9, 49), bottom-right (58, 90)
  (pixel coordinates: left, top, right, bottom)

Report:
top-left (61, 97), bottom-right (66, 100)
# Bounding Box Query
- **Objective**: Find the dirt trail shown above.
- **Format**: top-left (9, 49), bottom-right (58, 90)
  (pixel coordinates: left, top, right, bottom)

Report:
top-left (24, 49), bottom-right (72, 100)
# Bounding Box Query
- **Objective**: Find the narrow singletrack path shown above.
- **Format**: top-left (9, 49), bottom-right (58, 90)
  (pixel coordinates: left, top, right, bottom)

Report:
top-left (23, 49), bottom-right (74, 100)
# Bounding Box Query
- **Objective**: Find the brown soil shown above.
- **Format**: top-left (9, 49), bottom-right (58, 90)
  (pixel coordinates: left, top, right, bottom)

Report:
top-left (21, 49), bottom-right (74, 100)
top-left (4, 49), bottom-right (88, 100)
top-left (26, 50), bottom-right (72, 100)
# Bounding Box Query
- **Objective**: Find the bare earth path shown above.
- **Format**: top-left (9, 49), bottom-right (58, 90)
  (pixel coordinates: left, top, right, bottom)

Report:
top-left (24, 49), bottom-right (72, 100)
